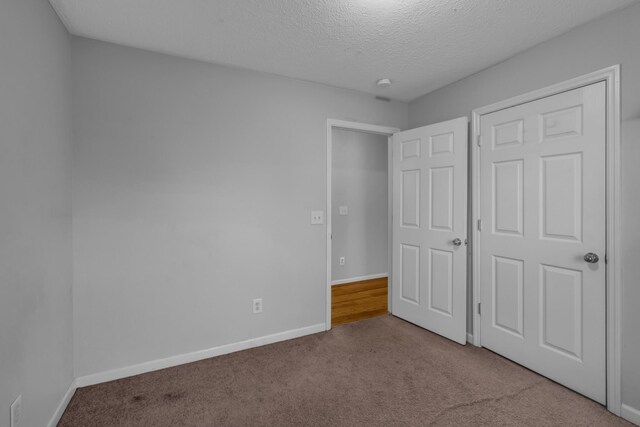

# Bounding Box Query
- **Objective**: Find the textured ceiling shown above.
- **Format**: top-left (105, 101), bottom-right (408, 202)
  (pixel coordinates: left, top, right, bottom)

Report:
top-left (50, 0), bottom-right (637, 101)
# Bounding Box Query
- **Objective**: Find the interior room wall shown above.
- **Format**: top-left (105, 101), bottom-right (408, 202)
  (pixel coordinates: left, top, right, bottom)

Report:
top-left (331, 129), bottom-right (388, 283)
top-left (0, 0), bottom-right (74, 425)
top-left (408, 1), bottom-right (640, 414)
top-left (71, 37), bottom-right (408, 378)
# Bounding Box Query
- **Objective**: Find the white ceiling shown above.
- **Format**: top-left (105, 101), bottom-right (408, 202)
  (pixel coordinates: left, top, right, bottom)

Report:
top-left (50, 0), bottom-right (637, 102)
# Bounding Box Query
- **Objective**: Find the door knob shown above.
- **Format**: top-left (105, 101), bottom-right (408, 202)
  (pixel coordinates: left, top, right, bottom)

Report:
top-left (584, 252), bottom-right (600, 263)
top-left (452, 238), bottom-right (462, 247)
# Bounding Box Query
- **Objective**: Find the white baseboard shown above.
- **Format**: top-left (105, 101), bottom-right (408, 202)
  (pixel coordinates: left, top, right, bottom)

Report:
top-left (622, 404), bottom-right (640, 426)
top-left (466, 333), bottom-right (473, 344)
top-left (75, 323), bottom-right (326, 388)
top-left (331, 273), bottom-right (388, 286)
top-left (47, 380), bottom-right (77, 427)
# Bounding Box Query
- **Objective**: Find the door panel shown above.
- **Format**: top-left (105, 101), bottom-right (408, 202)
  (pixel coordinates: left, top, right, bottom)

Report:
top-left (493, 255), bottom-right (524, 337)
top-left (479, 82), bottom-right (606, 403)
top-left (430, 167), bottom-right (453, 231)
top-left (429, 248), bottom-right (453, 315)
top-left (540, 264), bottom-right (583, 359)
top-left (392, 117), bottom-right (468, 344)
top-left (400, 244), bottom-right (420, 304)
top-left (541, 154), bottom-right (582, 241)
top-left (493, 160), bottom-right (524, 236)
top-left (401, 170), bottom-right (420, 228)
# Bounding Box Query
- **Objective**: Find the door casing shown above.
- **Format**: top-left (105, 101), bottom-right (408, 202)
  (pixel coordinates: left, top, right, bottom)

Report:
top-left (326, 119), bottom-right (400, 331)
top-left (471, 65), bottom-right (622, 415)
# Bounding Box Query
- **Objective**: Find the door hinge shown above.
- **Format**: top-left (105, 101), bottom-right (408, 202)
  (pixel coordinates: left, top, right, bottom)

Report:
top-left (605, 254), bottom-right (608, 264)
top-left (477, 135), bottom-right (482, 147)
top-left (477, 219), bottom-right (483, 231)
top-left (478, 302), bottom-right (482, 315)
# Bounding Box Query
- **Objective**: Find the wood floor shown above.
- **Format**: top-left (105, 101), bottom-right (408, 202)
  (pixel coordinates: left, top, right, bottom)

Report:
top-left (331, 277), bottom-right (388, 326)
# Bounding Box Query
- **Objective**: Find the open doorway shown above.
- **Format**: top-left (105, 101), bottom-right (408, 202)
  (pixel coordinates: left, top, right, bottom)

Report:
top-left (326, 120), bottom-right (399, 329)
top-left (331, 128), bottom-right (389, 325)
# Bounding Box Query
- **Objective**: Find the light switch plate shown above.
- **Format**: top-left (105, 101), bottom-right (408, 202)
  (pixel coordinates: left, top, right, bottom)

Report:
top-left (311, 210), bottom-right (324, 225)
top-left (339, 206), bottom-right (348, 216)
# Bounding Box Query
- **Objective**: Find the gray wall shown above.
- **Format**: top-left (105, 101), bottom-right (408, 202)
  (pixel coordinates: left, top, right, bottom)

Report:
top-left (71, 38), bottom-right (408, 377)
top-left (408, 2), bottom-right (640, 412)
top-left (0, 0), bottom-right (74, 426)
top-left (331, 129), bottom-right (388, 282)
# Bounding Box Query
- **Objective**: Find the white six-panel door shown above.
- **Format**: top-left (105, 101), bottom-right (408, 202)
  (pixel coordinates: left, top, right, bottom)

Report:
top-left (479, 82), bottom-right (606, 403)
top-left (392, 117), bottom-right (468, 344)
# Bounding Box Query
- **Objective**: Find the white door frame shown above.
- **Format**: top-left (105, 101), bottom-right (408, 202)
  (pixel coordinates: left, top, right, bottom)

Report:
top-left (326, 119), bottom-right (400, 331)
top-left (471, 65), bottom-right (622, 414)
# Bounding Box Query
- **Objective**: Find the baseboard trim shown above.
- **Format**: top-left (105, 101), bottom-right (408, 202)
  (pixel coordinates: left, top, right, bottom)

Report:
top-left (331, 273), bottom-right (388, 286)
top-left (622, 404), bottom-right (640, 425)
top-left (75, 323), bottom-right (326, 388)
top-left (47, 380), bottom-right (76, 427)
top-left (466, 333), bottom-right (473, 344)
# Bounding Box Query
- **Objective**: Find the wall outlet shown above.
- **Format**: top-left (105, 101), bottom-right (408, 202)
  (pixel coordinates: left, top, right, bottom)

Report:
top-left (310, 210), bottom-right (324, 225)
top-left (10, 395), bottom-right (22, 427)
top-left (252, 298), bottom-right (263, 314)
top-left (339, 206), bottom-right (348, 216)
top-left (339, 256), bottom-right (346, 266)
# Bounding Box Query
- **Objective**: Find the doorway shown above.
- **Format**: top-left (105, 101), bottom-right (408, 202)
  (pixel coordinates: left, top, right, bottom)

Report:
top-left (326, 120), bottom-right (399, 329)
top-left (326, 117), bottom-right (469, 338)
top-left (331, 127), bottom-right (390, 325)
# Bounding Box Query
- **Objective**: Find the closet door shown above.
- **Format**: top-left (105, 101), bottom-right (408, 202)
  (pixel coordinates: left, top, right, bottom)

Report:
top-left (479, 82), bottom-right (606, 403)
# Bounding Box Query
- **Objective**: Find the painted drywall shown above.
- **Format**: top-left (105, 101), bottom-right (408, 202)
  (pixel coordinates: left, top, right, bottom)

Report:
top-left (0, 0), bottom-right (74, 426)
top-left (409, 1), bottom-right (640, 413)
top-left (71, 37), bottom-right (408, 377)
top-left (331, 129), bottom-right (388, 282)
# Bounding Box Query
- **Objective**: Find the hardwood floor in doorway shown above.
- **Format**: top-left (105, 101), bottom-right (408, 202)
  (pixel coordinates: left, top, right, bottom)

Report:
top-left (331, 277), bottom-right (388, 326)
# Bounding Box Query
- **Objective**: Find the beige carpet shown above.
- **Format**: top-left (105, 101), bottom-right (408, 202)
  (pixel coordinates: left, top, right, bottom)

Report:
top-left (59, 315), bottom-right (631, 426)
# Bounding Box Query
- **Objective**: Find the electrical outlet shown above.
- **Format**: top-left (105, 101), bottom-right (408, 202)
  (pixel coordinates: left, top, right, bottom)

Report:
top-left (339, 206), bottom-right (348, 216)
top-left (10, 395), bottom-right (22, 427)
top-left (252, 298), bottom-right (263, 314)
top-left (339, 257), bottom-right (345, 266)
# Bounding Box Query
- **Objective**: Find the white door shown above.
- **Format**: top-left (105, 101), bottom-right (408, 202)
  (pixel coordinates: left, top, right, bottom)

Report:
top-left (392, 117), bottom-right (468, 344)
top-left (479, 82), bottom-right (606, 403)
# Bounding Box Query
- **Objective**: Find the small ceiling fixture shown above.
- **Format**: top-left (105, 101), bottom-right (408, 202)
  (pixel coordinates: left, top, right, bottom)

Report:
top-left (376, 78), bottom-right (392, 87)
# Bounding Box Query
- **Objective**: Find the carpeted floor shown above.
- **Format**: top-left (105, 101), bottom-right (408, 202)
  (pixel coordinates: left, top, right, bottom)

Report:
top-left (59, 315), bottom-right (631, 426)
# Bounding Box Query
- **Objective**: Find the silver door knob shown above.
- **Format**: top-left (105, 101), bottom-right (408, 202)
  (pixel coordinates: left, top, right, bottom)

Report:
top-left (452, 238), bottom-right (462, 247)
top-left (584, 253), bottom-right (599, 263)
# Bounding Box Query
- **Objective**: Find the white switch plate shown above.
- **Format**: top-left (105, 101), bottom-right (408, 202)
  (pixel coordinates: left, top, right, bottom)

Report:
top-left (339, 256), bottom-right (345, 266)
top-left (339, 206), bottom-right (348, 216)
top-left (311, 210), bottom-right (324, 225)
top-left (11, 395), bottom-right (22, 427)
